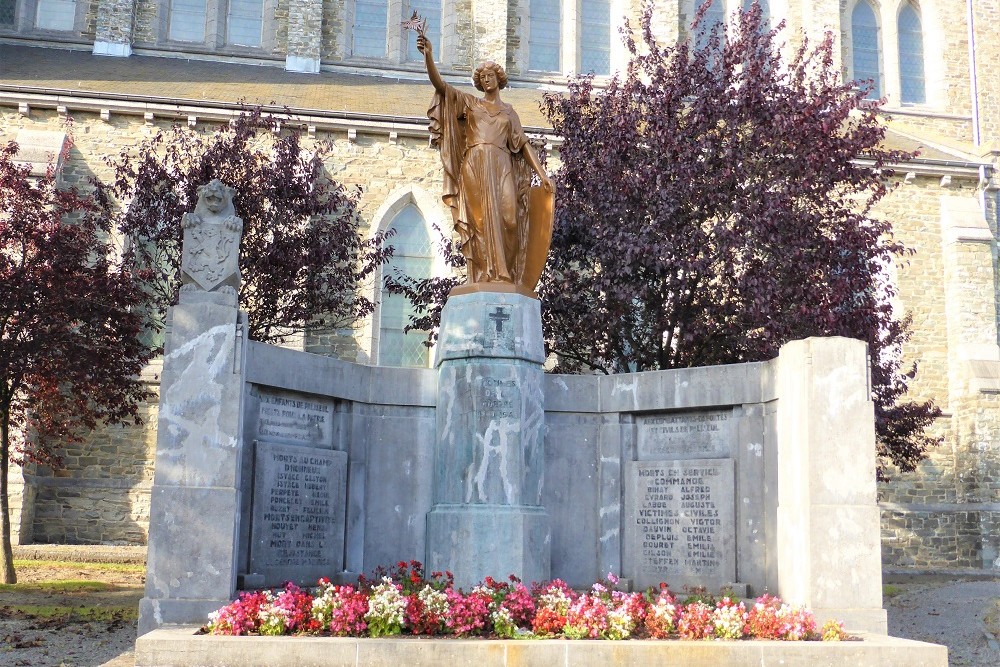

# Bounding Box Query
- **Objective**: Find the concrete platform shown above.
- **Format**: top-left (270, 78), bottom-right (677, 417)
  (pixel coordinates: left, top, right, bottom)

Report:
top-left (135, 627), bottom-right (948, 667)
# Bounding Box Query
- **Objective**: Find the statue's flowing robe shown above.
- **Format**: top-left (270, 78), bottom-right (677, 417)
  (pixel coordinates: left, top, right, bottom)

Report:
top-left (428, 84), bottom-right (533, 284)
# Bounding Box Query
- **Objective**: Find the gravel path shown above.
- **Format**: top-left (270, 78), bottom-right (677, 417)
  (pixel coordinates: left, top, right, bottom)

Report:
top-left (886, 578), bottom-right (1000, 667)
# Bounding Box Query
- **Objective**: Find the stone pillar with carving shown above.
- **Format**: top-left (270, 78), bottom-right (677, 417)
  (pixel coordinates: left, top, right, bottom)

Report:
top-left (425, 291), bottom-right (550, 589)
top-left (138, 181), bottom-right (249, 635)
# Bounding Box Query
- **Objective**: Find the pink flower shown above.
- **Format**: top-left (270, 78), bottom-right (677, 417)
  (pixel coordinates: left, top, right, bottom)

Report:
top-left (677, 601), bottom-right (714, 640)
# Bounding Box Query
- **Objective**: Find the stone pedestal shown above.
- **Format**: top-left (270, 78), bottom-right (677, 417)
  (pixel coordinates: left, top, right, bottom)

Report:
top-left (138, 291), bottom-right (247, 635)
top-left (775, 337), bottom-right (887, 634)
top-left (425, 292), bottom-right (550, 589)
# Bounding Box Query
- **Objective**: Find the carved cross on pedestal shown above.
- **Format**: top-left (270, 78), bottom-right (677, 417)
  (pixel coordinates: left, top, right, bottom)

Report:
top-left (488, 306), bottom-right (511, 333)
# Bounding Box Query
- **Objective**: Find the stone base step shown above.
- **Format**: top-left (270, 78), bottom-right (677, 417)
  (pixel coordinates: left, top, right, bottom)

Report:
top-left (135, 627), bottom-right (947, 667)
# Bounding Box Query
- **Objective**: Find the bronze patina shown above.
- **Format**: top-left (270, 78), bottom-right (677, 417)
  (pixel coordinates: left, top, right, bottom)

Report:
top-left (417, 34), bottom-right (555, 296)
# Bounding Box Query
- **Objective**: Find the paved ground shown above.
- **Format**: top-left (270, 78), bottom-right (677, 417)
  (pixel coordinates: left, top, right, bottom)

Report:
top-left (886, 577), bottom-right (1000, 667)
top-left (2, 545), bottom-right (998, 666)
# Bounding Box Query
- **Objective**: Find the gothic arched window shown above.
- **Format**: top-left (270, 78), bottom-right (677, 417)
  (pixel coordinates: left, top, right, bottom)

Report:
top-left (378, 205), bottom-right (434, 368)
top-left (897, 2), bottom-right (925, 104)
top-left (851, 0), bottom-right (882, 99)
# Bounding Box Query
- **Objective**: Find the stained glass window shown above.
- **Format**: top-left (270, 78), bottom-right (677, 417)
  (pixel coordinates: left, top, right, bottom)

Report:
top-left (379, 205), bottom-right (434, 368)
top-left (0, 0), bottom-right (15, 26)
top-left (529, 0), bottom-right (561, 71)
top-left (353, 0), bottom-right (388, 57)
top-left (228, 0), bottom-right (263, 47)
top-left (851, 0), bottom-right (881, 99)
top-left (405, 0), bottom-right (441, 62)
top-left (580, 0), bottom-right (610, 75)
top-left (898, 3), bottom-right (925, 104)
top-left (169, 0), bottom-right (206, 42)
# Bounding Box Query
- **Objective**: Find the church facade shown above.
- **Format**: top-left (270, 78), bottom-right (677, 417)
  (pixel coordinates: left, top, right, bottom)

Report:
top-left (1, 0), bottom-right (998, 574)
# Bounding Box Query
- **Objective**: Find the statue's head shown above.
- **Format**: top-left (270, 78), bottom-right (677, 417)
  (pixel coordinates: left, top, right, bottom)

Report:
top-left (196, 179), bottom-right (235, 216)
top-left (473, 61), bottom-right (508, 91)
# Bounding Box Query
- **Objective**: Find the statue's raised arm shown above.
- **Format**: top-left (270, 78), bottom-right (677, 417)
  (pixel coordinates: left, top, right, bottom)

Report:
top-left (418, 35), bottom-right (555, 297)
top-left (416, 35), bottom-right (447, 95)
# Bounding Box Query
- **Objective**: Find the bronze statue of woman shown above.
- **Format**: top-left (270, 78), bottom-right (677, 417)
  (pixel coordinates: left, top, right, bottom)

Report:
top-left (417, 34), bottom-right (554, 294)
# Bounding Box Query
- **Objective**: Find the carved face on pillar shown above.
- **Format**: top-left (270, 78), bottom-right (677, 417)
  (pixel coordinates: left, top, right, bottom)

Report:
top-left (194, 178), bottom-right (238, 221)
top-left (203, 182), bottom-right (226, 214)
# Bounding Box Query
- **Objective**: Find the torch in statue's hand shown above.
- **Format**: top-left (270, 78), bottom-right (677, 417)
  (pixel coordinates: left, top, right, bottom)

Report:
top-left (403, 11), bottom-right (429, 55)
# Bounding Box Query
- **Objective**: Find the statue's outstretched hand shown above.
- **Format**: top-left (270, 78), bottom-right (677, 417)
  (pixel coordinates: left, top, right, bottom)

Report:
top-left (541, 176), bottom-right (555, 193)
top-left (417, 35), bottom-right (432, 57)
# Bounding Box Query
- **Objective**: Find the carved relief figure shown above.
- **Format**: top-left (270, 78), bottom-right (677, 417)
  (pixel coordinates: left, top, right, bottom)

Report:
top-left (417, 34), bottom-right (555, 294)
top-left (180, 179), bottom-right (244, 294)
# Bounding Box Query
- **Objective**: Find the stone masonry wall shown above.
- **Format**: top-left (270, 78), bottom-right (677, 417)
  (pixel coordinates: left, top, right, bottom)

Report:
top-left (132, 0), bottom-right (158, 46)
top-left (94, 0), bottom-right (136, 46)
top-left (973, 0), bottom-right (1000, 141)
top-left (286, 0), bottom-right (323, 64)
top-left (320, 0), bottom-right (343, 61)
top-left (27, 379), bottom-right (158, 545)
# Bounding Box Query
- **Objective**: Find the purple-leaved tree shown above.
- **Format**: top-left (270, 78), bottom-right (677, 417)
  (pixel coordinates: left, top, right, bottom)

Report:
top-left (540, 3), bottom-right (938, 476)
top-left (100, 108), bottom-right (392, 345)
top-left (0, 141), bottom-right (154, 583)
top-left (396, 2), bottom-right (940, 477)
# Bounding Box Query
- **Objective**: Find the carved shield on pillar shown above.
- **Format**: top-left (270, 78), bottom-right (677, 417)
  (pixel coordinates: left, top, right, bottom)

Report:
top-left (181, 219), bottom-right (242, 292)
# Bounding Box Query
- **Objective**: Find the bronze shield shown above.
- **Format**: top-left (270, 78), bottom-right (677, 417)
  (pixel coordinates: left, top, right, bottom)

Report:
top-left (522, 186), bottom-right (555, 292)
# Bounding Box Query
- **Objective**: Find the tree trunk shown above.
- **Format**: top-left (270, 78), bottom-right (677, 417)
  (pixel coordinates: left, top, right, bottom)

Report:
top-left (1, 409), bottom-right (17, 584)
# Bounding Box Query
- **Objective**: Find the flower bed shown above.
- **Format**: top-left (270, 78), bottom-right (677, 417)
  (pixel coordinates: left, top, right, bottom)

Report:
top-left (203, 561), bottom-right (849, 642)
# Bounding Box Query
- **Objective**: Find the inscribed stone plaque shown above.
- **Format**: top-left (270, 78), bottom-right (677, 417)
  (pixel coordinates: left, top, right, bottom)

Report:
top-left (256, 389), bottom-right (335, 448)
top-left (478, 376), bottom-right (521, 420)
top-left (250, 442), bottom-right (347, 585)
top-left (636, 410), bottom-right (733, 460)
top-left (624, 458), bottom-right (735, 590)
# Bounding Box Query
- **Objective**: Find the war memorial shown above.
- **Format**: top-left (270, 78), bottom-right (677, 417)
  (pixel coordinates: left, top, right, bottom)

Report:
top-left (132, 29), bottom-right (947, 667)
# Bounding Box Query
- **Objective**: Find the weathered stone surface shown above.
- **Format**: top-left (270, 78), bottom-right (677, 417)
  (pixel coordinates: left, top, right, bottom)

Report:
top-left (139, 486), bottom-right (239, 636)
top-left (255, 389), bottom-right (337, 448)
top-left (435, 291), bottom-right (545, 365)
top-left (623, 458), bottom-right (736, 590)
top-left (434, 360), bottom-right (545, 506)
top-left (775, 337), bottom-right (887, 633)
top-left (543, 412), bottom-right (603, 587)
top-left (248, 442), bottom-right (347, 586)
top-left (152, 303), bottom-right (244, 489)
top-left (636, 410), bottom-right (735, 460)
top-left (598, 361), bottom-right (767, 414)
top-left (139, 296), bottom-right (246, 635)
top-left (425, 505), bottom-right (550, 590)
top-left (360, 408), bottom-right (436, 571)
top-left (427, 291), bottom-right (549, 587)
